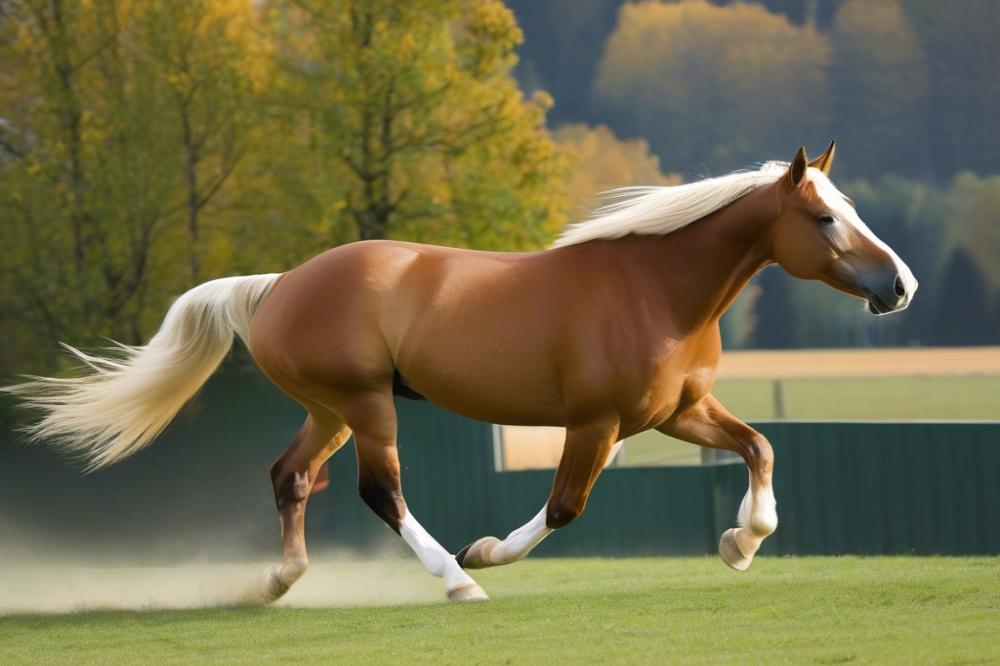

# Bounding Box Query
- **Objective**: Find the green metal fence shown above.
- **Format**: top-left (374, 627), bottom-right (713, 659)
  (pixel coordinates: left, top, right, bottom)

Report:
top-left (1, 369), bottom-right (997, 558)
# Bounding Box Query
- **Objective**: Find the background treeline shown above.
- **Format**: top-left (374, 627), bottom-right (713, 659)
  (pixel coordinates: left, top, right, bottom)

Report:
top-left (1, 0), bottom-right (997, 377)
top-left (511, 0), bottom-right (1000, 349)
top-left (0, 0), bottom-right (572, 372)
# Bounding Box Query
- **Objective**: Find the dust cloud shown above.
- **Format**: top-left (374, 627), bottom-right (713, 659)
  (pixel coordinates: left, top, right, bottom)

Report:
top-left (0, 552), bottom-right (443, 615)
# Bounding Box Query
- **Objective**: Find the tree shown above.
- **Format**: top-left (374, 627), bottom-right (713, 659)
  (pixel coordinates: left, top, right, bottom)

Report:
top-left (752, 266), bottom-right (798, 349)
top-left (830, 0), bottom-right (928, 179)
top-left (720, 285), bottom-right (761, 350)
top-left (842, 175), bottom-right (949, 346)
top-left (0, 0), bottom-right (170, 364)
top-left (0, 1), bottom-right (572, 373)
top-left (753, 0), bottom-right (846, 28)
top-left (263, 0), bottom-right (569, 250)
top-left (136, 0), bottom-right (270, 284)
top-left (947, 173), bottom-right (1000, 291)
top-left (594, 0), bottom-right (831, 177)
top-left (926, 248), bottom-right (990, 346)
top-left (555, 123), bottom-right (679, 221)
top-left (904, 0), bottom-right (1000, 180)
top-left (0, 0), bottom-right (273, 372)
top-left (504, 0), bottom-right (625, 125)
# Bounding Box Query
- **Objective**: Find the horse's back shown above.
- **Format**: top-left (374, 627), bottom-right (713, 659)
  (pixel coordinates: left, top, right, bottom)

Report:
top-left (248, 241), bottom-right (563, 416)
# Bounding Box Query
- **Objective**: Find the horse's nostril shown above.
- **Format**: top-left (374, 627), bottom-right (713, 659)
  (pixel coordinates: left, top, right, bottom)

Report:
top-left (894, 275), bottom-right (905, 297)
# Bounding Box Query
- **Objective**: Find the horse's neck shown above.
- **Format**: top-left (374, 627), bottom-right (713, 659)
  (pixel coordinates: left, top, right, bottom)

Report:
top-left (625, 184), bottom-right (778, 328)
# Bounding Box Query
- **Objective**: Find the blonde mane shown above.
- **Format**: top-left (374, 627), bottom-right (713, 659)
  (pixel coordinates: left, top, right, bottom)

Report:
top-left (551, 161), bottom-right (788, 249)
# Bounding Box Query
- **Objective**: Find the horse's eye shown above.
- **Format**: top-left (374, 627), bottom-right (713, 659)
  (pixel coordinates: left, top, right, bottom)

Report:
top-left (818, 214), bottom-right (836, 225)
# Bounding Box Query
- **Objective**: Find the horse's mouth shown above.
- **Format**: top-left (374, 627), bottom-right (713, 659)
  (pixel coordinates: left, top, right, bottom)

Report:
top-left (864, 290), bottom-right (893, 315)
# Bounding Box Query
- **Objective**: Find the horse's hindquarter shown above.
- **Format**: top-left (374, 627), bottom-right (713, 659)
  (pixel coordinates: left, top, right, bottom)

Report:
top-left (249, 242), bottom-right (416, 396)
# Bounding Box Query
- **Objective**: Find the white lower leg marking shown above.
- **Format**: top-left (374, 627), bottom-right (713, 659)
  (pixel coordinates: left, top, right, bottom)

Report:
top-left (752, 482), bottom-right (778, 534)
top-left (489, 505), bottom-right (553, 565)
top-left (399, 511), bottom-right (477, 591)
top-left (734, 472), bottom-right (777, 557)
top-left (275, 558), bottom-right (308, 584)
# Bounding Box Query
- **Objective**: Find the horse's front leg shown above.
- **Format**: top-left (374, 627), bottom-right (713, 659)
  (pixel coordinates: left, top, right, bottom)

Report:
top-left (657, 394), bottom-right (777, 570)
top-left (457, 417), bottom-right (620, 569)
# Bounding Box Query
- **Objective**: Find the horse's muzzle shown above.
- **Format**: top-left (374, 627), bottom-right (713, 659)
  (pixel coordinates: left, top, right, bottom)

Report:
top-left (862, 272), bottom-right (910, 315)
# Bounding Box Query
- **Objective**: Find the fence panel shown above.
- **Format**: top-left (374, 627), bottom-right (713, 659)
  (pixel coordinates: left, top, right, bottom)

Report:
top-left (1, 370), bottom-right (997, 558)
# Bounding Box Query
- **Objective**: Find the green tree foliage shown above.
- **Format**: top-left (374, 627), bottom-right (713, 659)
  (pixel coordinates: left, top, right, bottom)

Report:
top-left (262, 0), bottom-right (568, 250)
top-left (830, 0), bottom-right (928, 179)
top-left (0, 0), bottom-right (569, 373)
top-left (947, 173), bottom-right (1000, 290)
top-left (844, 176), bottom-right (947, 286)
top-left (904, 0), bottom-right (1000, 180)
top-left (925, 248), bottom-right (991, 346)
top-left (752, 267), bottom-right (799, 349)
top-left (555, 123), bottom-right (678, 221)
top-left (593, 0), bottom-right (830, 176)
top-left (0, 0), bottom-right (274, 372)
top-left (719, 285), bottom-right (761, 350)
top-left (138, 0), bottom-right (269, 284)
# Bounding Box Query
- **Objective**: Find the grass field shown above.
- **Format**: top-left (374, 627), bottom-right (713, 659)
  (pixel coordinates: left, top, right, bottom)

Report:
top-left (1, 557), bottom-right (998, 664)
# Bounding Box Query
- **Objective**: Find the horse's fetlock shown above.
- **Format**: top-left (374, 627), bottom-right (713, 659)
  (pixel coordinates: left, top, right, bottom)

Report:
top-left (281, 557), bottom-right (309, 583)
top-left (750, 512), bottom-right (778, 537)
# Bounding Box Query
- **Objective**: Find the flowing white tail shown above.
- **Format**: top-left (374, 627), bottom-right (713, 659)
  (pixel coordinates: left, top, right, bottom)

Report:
top-left (2, 274), bottom-right (280, 470)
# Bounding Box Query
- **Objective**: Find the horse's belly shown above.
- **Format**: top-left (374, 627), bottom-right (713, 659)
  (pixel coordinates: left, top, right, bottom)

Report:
top-left (395, 349), bottom-right (566, 426)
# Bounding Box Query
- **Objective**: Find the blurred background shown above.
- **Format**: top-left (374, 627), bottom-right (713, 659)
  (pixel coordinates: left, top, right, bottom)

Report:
top-left (2, 0), bottom-right (998, 374)
top-left (0, 1), bottom-right (997, 560)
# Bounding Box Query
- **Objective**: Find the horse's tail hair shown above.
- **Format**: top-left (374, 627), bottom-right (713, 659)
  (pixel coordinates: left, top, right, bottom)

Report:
top-left (2, 273), bottom-right (281, 471)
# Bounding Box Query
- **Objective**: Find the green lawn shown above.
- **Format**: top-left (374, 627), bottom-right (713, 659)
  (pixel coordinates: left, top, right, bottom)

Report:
top-left (714, 374), bottom-right (1000, 421)
top-left (622, 374), bottom-right (1000, 466)
top-left (1, 557), bottom-right (997, 664)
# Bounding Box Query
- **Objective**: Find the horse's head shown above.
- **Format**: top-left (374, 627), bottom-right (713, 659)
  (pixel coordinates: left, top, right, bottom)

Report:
top-left (769, 142), bottom-right (917, 315)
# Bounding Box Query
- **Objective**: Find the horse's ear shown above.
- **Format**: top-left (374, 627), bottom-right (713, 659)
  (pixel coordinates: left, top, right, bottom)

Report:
top-left (786, 146), bottom-right (808, 189)
top-left (808, 140), bottom-right (836, 174)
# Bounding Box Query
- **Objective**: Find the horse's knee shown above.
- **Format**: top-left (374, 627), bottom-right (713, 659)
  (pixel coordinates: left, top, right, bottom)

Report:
top-left (546, 499), bottom-right (584, 529)
top-left (358, 477), bottom-right (406, 533)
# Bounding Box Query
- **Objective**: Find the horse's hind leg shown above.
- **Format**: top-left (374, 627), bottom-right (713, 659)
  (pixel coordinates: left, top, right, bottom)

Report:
top-left (343, 390), bottom-right (488, 602)
top-left (261, 411), bottom-right (352, 603)
top-left (457, 418), bottom-right (620, 569)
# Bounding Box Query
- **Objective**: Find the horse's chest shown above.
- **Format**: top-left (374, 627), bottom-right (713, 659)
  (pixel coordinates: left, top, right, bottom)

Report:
top-left (624, 354), bottom-right (716, 433)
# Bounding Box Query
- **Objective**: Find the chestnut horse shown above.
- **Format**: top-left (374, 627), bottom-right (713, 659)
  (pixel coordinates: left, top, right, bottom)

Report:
top-left (6, 143), bottom-right (916, 603)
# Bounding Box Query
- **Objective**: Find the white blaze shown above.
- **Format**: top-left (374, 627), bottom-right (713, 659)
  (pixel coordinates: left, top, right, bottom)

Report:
top-left (809, 167), bottom-right (918, 308)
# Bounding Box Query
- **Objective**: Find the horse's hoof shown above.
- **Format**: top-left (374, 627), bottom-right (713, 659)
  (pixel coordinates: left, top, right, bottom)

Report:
top-left (260, 564), bottom-right (291, 604)
top-left (719, 528), bottom-right (753, 571)
top-left (447, 581), bottom-right (489, 603)
top-left (455, 536), bottom-right (500, 569)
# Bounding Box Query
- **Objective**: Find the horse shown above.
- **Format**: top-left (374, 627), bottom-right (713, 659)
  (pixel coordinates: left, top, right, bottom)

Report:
top-left (4, 142), bottom-right (917, 603)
